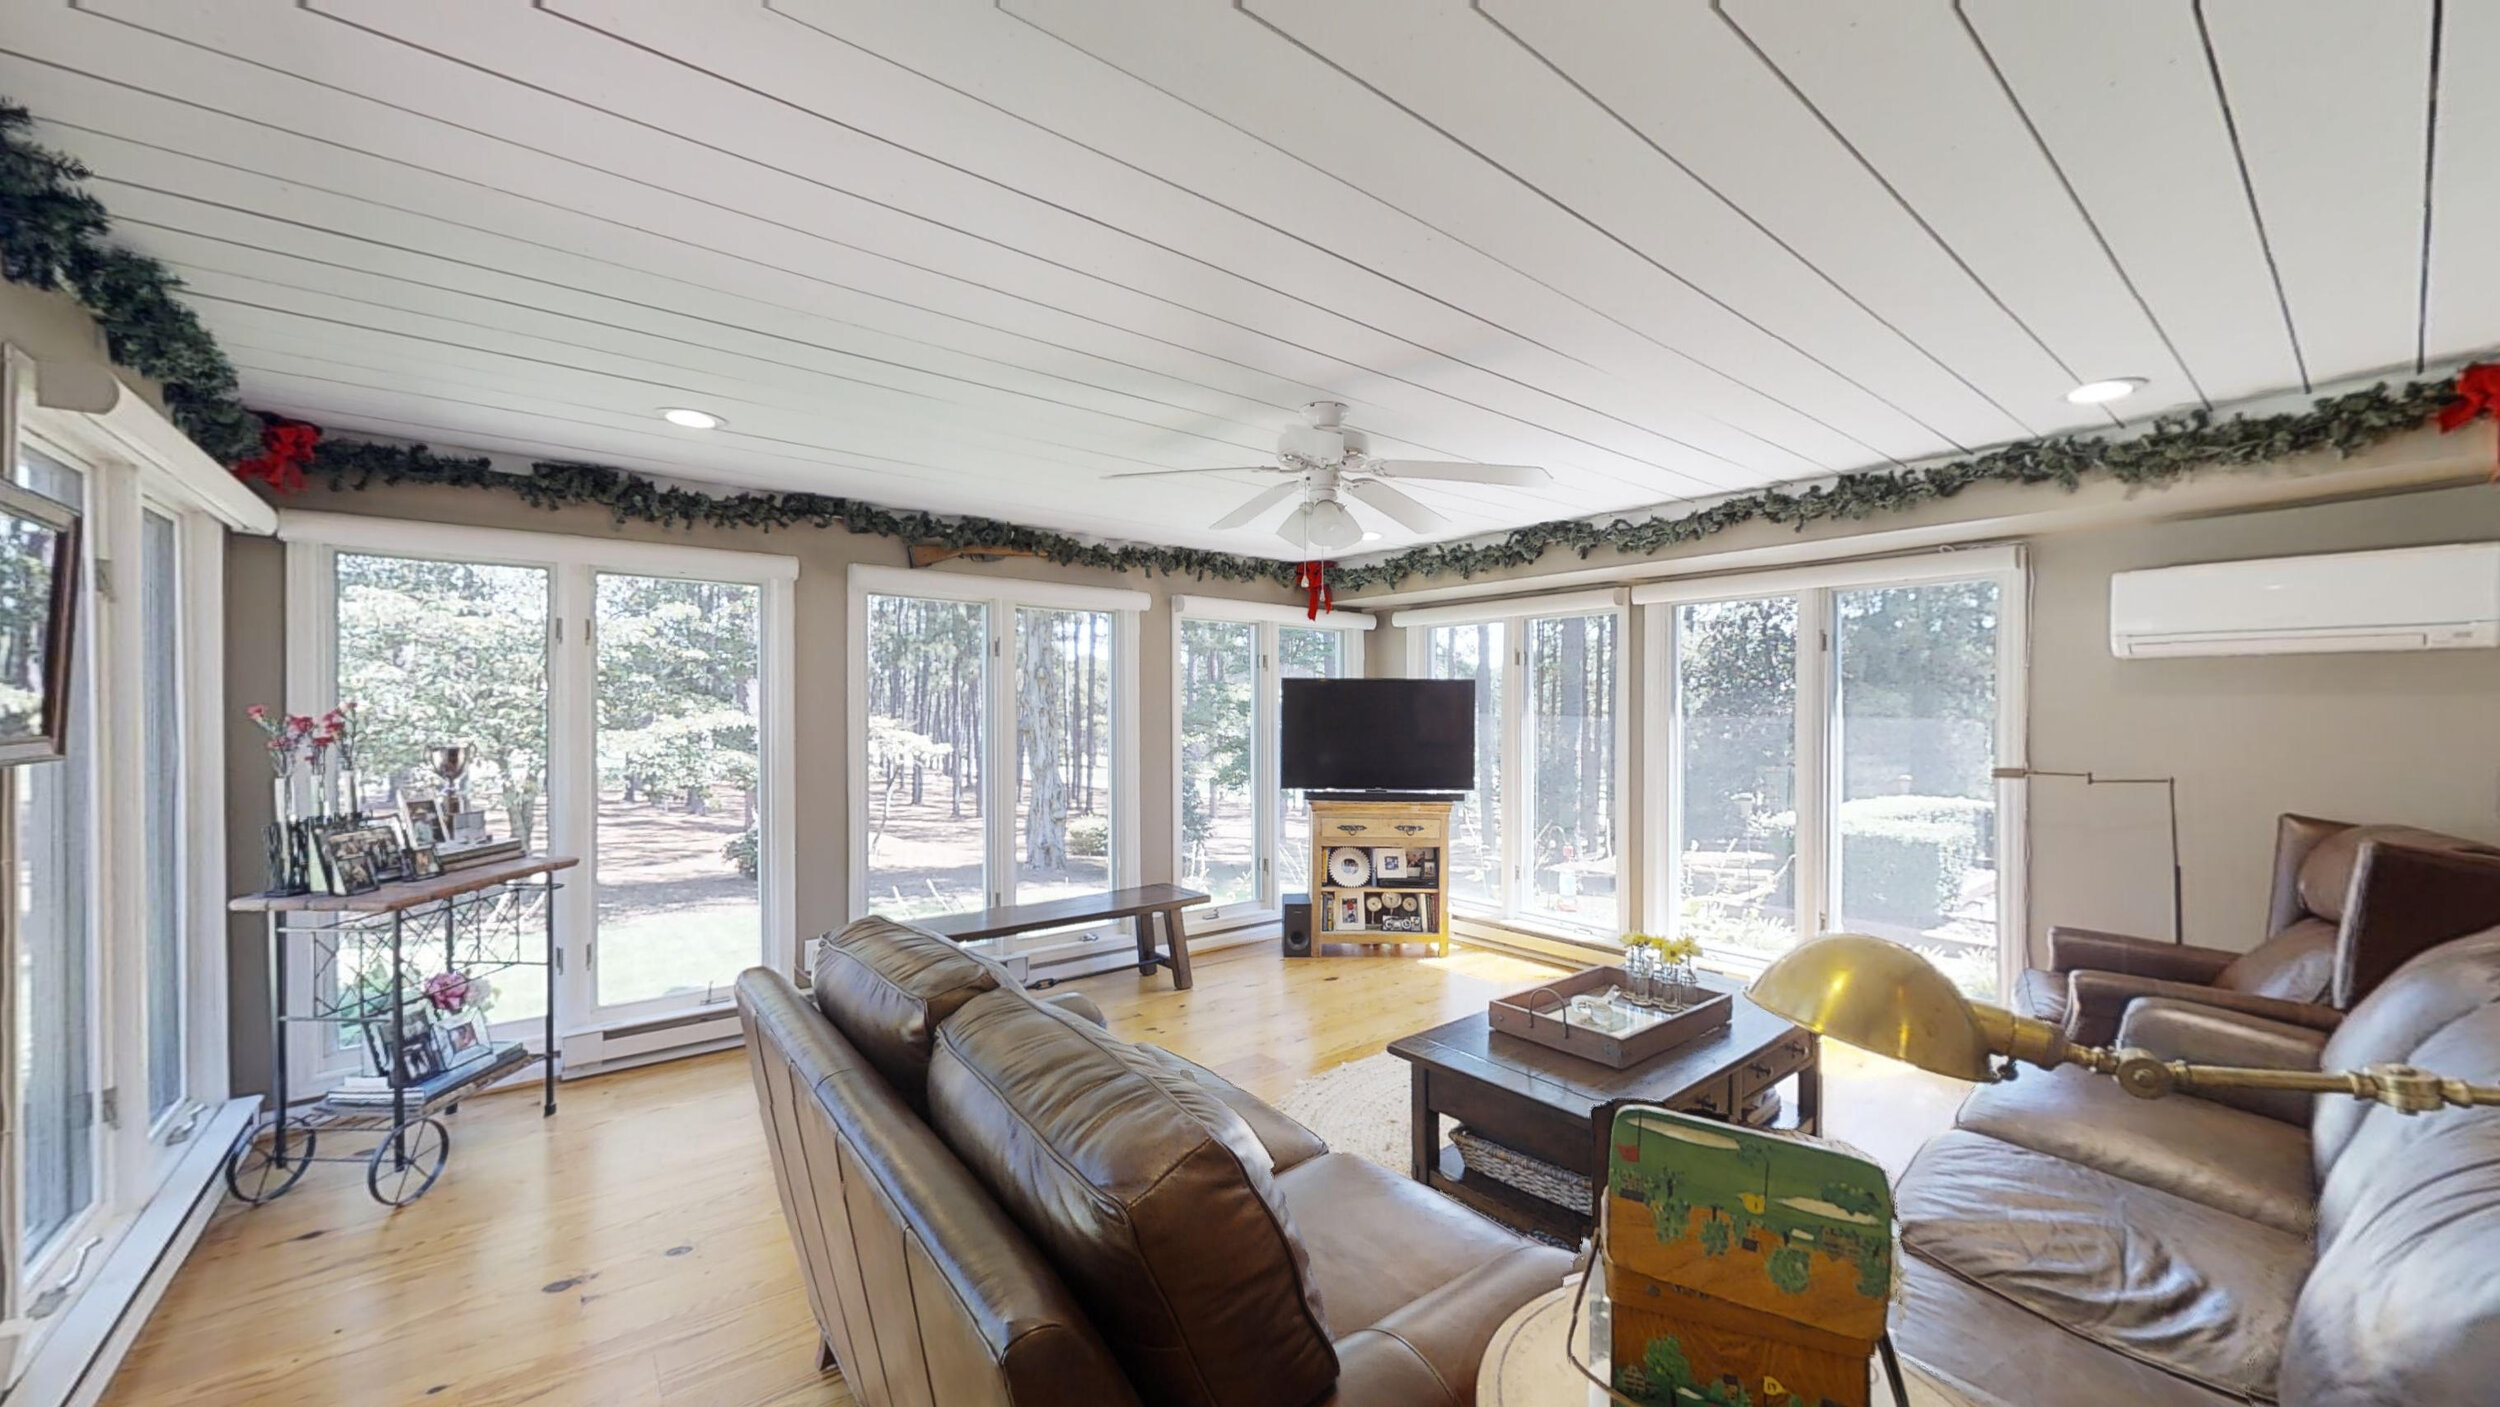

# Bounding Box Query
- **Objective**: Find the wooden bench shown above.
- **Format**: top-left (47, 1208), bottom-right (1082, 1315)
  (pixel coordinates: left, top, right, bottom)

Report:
top-left (919, 883), bottom-right (1210, 990)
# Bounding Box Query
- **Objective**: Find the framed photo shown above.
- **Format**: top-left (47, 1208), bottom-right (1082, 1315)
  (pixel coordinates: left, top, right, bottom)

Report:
top-left (408, 845), bottom-right (444, 880)
top-left (1331, 893), bottom-right (1365, 932)
top-left (430, 1005), bottom-right (492, 1071)
top-left (363, 1000), bottom-right (444, 1086)
top-left (451, 806), bottom-right (490, 842)
top-left (1371, 848), bottom-right (1408, 882)
top-left (400, 796), bottom-right (447, 848)
top-left (320, 824), bottom-right (399, 895)
top-left (0, 480), bottom-right (80, 767)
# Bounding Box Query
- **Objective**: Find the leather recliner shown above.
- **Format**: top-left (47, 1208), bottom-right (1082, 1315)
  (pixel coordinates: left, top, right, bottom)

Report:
top-left (738, 916), bottom-right (1571, 1407)
top-left (2016, 813), bottom-right (2500, 1045)
top-left (1892, 925), bottom-right (2500, 1406)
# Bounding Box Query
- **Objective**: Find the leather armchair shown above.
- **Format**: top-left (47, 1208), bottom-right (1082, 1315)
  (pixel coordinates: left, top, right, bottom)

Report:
top-left (2018, 814), bottom-right (2500, 1045)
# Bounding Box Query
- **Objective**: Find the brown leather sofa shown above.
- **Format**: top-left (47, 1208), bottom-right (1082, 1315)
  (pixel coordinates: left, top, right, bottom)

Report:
top-left (738, 916), bottom-right (1571, 1407)
top-left (1890, 926), bottom-right (2500, 1406)
top-left (2016, 814), bottom-right (2500, 1044)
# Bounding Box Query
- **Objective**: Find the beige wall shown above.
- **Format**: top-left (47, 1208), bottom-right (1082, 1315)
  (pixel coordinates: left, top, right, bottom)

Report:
top-left (1370, 480), bottom-right (2500, 966)
top-left (2025, 483), bottom-right (2500, 959)
top-left (218, 481), bottom-right (1301, 1092)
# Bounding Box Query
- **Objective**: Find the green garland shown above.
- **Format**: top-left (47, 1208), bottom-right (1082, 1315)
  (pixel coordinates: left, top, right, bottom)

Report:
top-left (0, 102), bottom-right (261, 462)
top-left (2, 94), bottom-right (2479, 593)
top-left (296, 374), bottom-right (2465, 593)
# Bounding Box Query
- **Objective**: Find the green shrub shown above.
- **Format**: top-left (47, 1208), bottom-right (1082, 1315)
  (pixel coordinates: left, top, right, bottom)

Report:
top-left (1066, 815), bottom-right (1109, 857)
top-left (722, 828), bottom-right (759, 878)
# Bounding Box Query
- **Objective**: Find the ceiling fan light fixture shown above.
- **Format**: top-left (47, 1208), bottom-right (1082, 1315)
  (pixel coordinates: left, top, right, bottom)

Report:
top-left (1303, 497), bottom-right (1363, 551)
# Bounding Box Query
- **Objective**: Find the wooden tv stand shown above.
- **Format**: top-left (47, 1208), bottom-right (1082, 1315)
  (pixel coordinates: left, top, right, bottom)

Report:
top-left (1309, 796), bottom-right (1453, 959)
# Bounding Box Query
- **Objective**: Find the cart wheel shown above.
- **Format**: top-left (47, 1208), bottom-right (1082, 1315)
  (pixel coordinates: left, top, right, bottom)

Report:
top-left (366, 1117), bottom-right (451, 1207)
top-left (226, 1124), bottom-right (318, 1205)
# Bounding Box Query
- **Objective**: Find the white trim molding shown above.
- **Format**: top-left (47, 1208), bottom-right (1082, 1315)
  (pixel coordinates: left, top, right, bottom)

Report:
top-left (1391, 586), bottom-right (1628, 628)
top-left (280, 511), bottom-right (797, 581)
top-left (1629, 545), bottom-right (2023, 605)
top-left (27, 365), bottom-right (273, 536)
top-left (1171, 594), bottom-right (1376, 629)
top-left (846, 562), bottom-right (1146, 613)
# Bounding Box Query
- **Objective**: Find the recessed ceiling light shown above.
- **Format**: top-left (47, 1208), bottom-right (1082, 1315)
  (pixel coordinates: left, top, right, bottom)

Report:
top-left (2065, 377), bottom-right (2147, 406)
top-left (1361, 531), bottom-right (1382, 542)
top-left (661, 407), bottom-right (724, 430)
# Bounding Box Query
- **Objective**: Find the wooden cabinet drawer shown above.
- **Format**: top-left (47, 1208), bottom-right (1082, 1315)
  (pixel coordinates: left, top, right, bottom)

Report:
top-left (1669, 1073), bottom-right (1733, 1121)
top-left (1317, 815), bottom-right (1447, 846)
top-left (1732, 1030), bottom-right (1815, 1100)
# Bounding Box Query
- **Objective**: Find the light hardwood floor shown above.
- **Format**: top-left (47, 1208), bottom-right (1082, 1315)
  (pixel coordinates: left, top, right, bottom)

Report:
top-left (100, 942), bottom-right (1959, 1407)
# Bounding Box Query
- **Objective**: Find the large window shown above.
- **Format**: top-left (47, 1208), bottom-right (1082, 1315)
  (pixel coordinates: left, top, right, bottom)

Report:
top-left (12, 452), bottom-right (95, 1263)
top-left (1643, 553), bottom-right (2023, 998)
top-left (4, 402), bottom-right (246, 1372)
top-left (287, 517), bottom-right (795, 1066)
top-left (1172, 600), bottom-right (1367, 932)
top-left (1412, 596), bottom-right (1626, 937)
top-left (852, 569), bottom-right (1142, 968)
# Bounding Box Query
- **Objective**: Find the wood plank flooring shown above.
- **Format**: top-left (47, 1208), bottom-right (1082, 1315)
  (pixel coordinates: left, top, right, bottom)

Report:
top-left (98, 941), bottom-right (1959, 1407)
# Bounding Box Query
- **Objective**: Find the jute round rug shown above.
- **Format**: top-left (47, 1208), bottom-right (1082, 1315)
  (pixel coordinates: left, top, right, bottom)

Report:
top-left (1273, 1052), bottom-right (1417, 1174)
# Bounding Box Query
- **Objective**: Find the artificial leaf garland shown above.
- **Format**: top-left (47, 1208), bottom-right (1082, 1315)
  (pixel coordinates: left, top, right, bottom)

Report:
top-left (2, 95), bottom-right (2490, 594)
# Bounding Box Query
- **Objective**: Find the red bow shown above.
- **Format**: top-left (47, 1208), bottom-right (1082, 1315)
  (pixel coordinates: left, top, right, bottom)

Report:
top-left (2438, 363), bottom-right (2500, 482)
top-left (231, 418), bottom-right (322, 495)
top-left (1298, 560), bottom-right (1333, 619)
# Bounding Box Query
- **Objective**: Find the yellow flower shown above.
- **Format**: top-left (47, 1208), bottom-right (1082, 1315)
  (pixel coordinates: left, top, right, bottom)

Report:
top-left (1741, 1193), bottom-right (1766, 1214)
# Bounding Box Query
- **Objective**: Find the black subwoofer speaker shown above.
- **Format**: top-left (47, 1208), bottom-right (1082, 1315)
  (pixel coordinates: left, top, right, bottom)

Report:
top-left (1281, 892), bottom-right (1313, 958)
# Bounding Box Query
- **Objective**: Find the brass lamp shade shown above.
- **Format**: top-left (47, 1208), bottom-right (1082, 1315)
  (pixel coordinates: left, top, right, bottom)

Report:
top-left (1749, 934), bottom-right (1998, 1082)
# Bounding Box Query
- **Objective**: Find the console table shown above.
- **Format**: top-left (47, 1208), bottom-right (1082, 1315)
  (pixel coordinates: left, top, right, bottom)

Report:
top-left (1310, 795), bottom-right (1453, 958)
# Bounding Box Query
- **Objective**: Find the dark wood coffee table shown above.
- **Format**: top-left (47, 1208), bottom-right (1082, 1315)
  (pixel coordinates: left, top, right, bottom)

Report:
top-left (1387, 972), bottom-right (1819, 1242)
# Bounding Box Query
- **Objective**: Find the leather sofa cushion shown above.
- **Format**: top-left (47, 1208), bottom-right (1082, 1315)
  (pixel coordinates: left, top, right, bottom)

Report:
top-left (1892, 1255), bottom-right (2245, 1407)
top-left (2292, 824), bottom-right (2493, 924)
top-left (2284, 1021), bottom-right (2500, 1405)
top-left (2216, 917), bottom-right (2336, 1002)
top-left (2313, 927), bottom-right (2500, 1175)
top-left (1275, 1151), bottom-right (1560, 1334)
top-left (2012, 966), bottom-right (2069, 1025)
top-left (1955, 1066), bottom-right (2316, 1235)
top-left (928, 989), bottom-right (1337, 1407)
top-left (811, 917), bottom-right (1001, 1109)
top-left (1135, 1045), bottom-right (1330, 1175)
top-left (1898, 1130), bottom-right (2310, 1401)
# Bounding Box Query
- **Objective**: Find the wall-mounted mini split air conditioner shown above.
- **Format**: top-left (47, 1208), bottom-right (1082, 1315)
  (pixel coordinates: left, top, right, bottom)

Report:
top-left (2109, 542), bottom-right (2500, 659)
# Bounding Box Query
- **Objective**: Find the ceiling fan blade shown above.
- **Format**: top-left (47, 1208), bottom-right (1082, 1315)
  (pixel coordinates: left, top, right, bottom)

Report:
top-left (1344, 478), bottom-right (1448, 535)
top-left (1209, 481), bottom-right (1306, 530)
top-left (1102, 465), bottom-right (1289, 480)
top-left (1365, 460), bottom-right (1549, 486)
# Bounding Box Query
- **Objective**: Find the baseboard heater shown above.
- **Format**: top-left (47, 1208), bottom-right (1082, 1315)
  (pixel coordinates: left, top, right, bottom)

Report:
top-left (559, 1008), bottom-right (743, 1077)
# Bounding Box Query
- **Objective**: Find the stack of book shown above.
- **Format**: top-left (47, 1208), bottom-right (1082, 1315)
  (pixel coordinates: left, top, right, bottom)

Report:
top-left (324, 1041), bottom-right (529, 1109)
top-left (436, 837), bottom-right (525, 871)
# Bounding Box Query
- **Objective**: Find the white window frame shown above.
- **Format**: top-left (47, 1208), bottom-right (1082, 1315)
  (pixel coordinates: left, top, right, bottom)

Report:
top-left (1634, 547), bottom-right (2030, 994)
top-left (277, 512), bottom-right (799, 1073)
top-left (1169, 597), bottom-right (1373, 933)
top-left (1398, 588), bottom-right (1632, 941)
top-left (2, 348), bottom-right (259, 1397)
top-left (845, 565), bottom-right (1145, 963)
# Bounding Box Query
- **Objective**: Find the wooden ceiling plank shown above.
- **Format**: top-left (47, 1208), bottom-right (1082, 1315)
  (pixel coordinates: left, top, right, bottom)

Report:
top-left (2198, 0), bottom-right (2433, 379)
top-left (1961, 0), bottom-right (2307, 404)
top-left (1721, 0), bottom-right (2202, 420)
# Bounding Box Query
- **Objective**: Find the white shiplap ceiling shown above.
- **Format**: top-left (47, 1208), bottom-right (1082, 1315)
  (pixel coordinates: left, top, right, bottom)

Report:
top-left (3, 1), bottom-right (2485, 557)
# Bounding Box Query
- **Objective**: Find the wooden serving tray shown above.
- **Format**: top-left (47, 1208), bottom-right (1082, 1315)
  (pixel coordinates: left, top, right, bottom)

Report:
top-left (1488, 966), bottom-right (1733, 1069)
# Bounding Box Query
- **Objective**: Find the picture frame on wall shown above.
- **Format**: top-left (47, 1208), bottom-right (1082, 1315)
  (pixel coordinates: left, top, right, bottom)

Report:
top-left (0, 479), bottom-right (81, 767)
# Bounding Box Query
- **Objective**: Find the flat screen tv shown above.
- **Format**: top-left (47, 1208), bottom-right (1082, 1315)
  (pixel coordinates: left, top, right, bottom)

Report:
top-left (1280, 678), bottom-right (1475, 793)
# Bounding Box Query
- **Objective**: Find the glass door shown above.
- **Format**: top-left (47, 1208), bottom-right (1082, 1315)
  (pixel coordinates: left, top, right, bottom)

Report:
top-left (1423, 622), bottom-right (1505, 909)
top-left (1670, 597), bottom-right (1803, 962)
top-left (1015, 608), bottom-right (1115, 906)
top-left (860, 595), bottom-right (988, 920)
top-left (1179, 619), bottom-right (1258, 912)
top-left (589, 574), bottom-right (764, 1017)
top-left (1523, 613), bottom-right (1619, 926)
top-left (1831, 582), bottom-right (2004, 998)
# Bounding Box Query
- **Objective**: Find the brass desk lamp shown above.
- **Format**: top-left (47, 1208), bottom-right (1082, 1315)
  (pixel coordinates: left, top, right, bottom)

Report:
top-left (1750, 933), bottom-right (2500, 1113)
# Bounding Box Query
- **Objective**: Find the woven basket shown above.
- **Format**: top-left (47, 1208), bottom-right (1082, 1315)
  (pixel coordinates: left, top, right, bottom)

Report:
top-left (1450, 1126), bottom-right (1594, 1213)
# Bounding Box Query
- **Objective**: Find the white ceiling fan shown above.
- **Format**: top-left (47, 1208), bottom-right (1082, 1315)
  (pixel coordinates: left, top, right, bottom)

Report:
top-left (1106, 401), bottom-right (1549, 552)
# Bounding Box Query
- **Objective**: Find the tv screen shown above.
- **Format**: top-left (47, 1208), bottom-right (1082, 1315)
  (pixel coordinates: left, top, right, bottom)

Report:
top-left (1280, 678), bottom-right (1475, 793)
